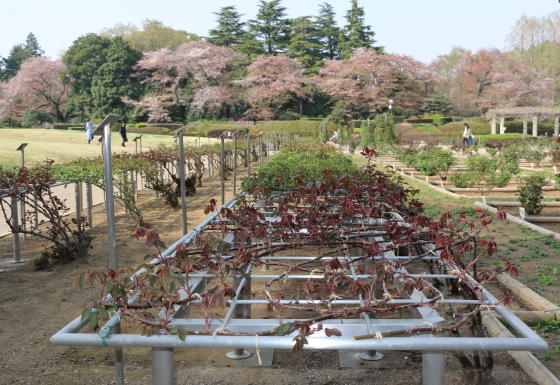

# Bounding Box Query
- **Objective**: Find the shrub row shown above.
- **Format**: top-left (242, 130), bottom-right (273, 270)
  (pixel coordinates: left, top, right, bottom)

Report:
top-left (243, 143), bottom-right (356, 192)
top-left (432, 117), bottom-right (453, 126)
top-left (250, 120), bottom-right (337, 137)
top-left (404, 119), bottom-right (433, 124)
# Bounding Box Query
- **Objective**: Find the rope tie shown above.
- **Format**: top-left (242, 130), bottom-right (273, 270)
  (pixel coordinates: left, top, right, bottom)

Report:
top-left (213, 327), bottom-right (229, 338)
top-left (255, 335), bottom-right (262, 365)
top-left (264, 289), bottom-right (273, 301)
top-left (375, 331), bottom-right (383, 342)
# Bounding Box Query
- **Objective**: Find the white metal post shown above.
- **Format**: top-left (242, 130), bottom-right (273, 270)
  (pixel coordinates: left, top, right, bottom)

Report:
top-left (151, 347), bottom-right (174, 385)
top-left (422, 350), bottom-right (445, 385)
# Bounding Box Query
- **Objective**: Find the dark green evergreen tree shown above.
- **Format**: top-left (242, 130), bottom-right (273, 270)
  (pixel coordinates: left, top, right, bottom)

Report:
top-left (286, 16), bottom-right (324, 74)
top-left (338, 0), bottom-right (377, 59)
top-left (0, 33), bottom-right (44, 80)
top-left (90, 36), bottom-right (143, 118)
top-left (62, 34), bottom-right (112, 117)
top-left (248, 0), bottom-right (291, 55)
top-left (207, 6), bottom-right (246, 48)
top-left (316, 3), bottom-right (340, 60)
top-left (235, 32), bottom-right (267, 58)
top-left (24, 33), bottom-right (44, 57)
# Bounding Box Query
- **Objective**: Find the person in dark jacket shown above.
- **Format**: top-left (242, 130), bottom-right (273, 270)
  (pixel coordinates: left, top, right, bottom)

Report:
top-left (119, 122), bottom-right (128, 147)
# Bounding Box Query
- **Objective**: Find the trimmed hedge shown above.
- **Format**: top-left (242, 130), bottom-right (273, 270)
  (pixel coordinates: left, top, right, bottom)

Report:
top-left (433, 117), bottom-right (453, 126)
top-left (249, 120), bottom-right (337, 137)
top-left (52, 124), bottom-right (76, 130)
top-left (191, 123), bottom-right (246, 137)
top-left (471, 117), bottom-right (486, 123)
top-left (207, 128), bottom-right (246, 138)
top-left (147, 123), bottom-right (182, 130)
top-left (404, 118), bottom-right (433, 124)
top-left (439, 121), bottom-right (491, 136)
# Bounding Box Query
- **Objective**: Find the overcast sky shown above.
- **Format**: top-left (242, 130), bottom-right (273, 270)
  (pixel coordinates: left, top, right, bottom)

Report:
top-left (2, 0), bottom-right (559, 63)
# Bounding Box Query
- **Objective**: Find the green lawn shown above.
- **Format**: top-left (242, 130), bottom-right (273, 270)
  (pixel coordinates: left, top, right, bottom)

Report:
top-left (0, 129), bottom-right (219, 167)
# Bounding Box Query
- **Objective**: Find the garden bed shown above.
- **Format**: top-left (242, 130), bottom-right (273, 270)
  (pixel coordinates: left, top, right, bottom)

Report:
top-left (1, 155), bottom-right (560, 384)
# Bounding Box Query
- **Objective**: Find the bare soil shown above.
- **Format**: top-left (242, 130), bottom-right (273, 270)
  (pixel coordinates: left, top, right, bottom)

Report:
top-left (0, 172), bottom-right (559, 384)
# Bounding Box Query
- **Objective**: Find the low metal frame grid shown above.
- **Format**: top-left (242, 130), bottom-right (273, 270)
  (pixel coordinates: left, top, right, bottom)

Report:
top-left (51, 195), bottom-right (548, 385)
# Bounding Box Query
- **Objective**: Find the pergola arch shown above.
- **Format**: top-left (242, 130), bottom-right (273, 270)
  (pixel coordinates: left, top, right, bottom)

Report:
top-left (485, 107), bottom-right (560, 136)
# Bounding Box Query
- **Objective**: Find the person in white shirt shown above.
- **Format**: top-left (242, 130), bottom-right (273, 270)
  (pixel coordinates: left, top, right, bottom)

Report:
top-left (85, 119), bottom-right (96, 144)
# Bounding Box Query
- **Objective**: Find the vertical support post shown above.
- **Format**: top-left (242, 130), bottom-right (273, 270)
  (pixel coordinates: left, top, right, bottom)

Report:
top-left (20, 198), bottom-right (26, 240)
top-left (178, 129), bottom-right (187, 236)
top-left (555, 116), bottom-right (559, 137)
top-left (523, 120), bottom-right (528, 136)
top-left (233, 132), bottom-right (238, 196)
top-left (19, 146), bottom-right (26, 240)
top-left (243, 277), bottom-right (252, 319)
top-left (113, 323), bottom-right (124, 385)
top-left (422, 351), bottom-right (445, 385)
top-left (533, 116), bottom-right (538, 137)
top-left (102, 123), bottom-right (118, 270)
top-left (151, 347), bottom-right (174, 385)
top-left (11, 196), bottom-right (21, 263)
top-left (498, 117), bottom-right (505, 134)
top-left (132, 170), bottom-right (138, 202)
top-left (491, 117), bottom-right (497, 135)
top-left (75, 182), bottom-right (82, 230)
top-left (226, 276), bottom-right (251, 360)
top-left (220, 134), bottom-right (225, 206)
top-left (33, 193), bottom-right (38, 228)
top-left (258, 132), bottom-right (263, 168)
top-left (86, 183), bottom-right (93, 229)
top-left (247, 132), bottom-right (251, 176)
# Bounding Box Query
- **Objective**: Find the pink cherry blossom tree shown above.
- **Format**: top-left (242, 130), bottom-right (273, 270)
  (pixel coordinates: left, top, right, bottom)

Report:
top-left (235, 54), bottom-right (310, 120)
top-left (315, 48), bottom-right (426, 116)
top-left (129, 41), bottom-right (244, 121)
top-left (2, 56), bottom-right (69, 122)
top-left (450, 48), bottom-right (553, 114)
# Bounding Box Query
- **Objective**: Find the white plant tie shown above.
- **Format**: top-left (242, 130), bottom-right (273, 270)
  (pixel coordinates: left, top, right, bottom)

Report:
top-left (192, 293), bottom-right (203, 301)
top-left (111, 310), bottom-right (121, 321)
top-left (255, 335), bottom-right (262, 365)
top-left (264, 289), bottom-right (273, 301)
top-left (435, 294), bottom-right (445, 308)
top-left (308, 269), bottom-right (319, 281)
top-left (328, 293), bottom-right (342, 309)
top-left (283, 270), bottom-right (289, 284)
top-left (421, 319), bottom-right (433, 327)
top-left (375, 331), bottom-right (383, 342)
top-left (382, 292), bottom-right (394, 303)
top-left (213, 327), bottom-right (229, 338)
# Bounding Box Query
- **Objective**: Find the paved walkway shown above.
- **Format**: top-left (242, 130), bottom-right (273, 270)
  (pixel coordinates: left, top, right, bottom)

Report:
top-left (0, 183), bottom-right (106, 238)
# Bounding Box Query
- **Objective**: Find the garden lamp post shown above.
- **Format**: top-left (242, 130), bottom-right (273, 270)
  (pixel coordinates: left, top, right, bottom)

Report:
top-left (389, 99), bottom-right (394, 115)
top-left (133, 135), bottom-right (143, 155)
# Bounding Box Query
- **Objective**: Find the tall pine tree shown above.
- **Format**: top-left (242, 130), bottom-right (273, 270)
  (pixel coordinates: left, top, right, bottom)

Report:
top-left (286, 16), bottom-right (324, 74)
top-left (338, 0), bottom-right (377, 59)
top-left (0, 33), bottom-right (44, 80)
top-left (248, 0), bottom-right (291, 55)
top-left (208, 6), bottom-right (246, 48)
top-left (316, 3), bottom-right (340, 60)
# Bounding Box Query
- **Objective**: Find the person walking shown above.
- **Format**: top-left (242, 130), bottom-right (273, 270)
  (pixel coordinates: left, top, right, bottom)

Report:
top-left (119, 122), bottom-right (128, 147)
top-left (467, 125), bottom-right (473, 146)
top-left (85, 119), bottom-right (95, 144)
top-left (462, 123), bottom-right (469, 146)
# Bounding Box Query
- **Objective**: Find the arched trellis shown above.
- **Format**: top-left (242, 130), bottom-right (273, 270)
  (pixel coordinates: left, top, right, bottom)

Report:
top-left (318, 103), bottom-right (352, 151)
top-left (485, 107), bottom-right (560, 136)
